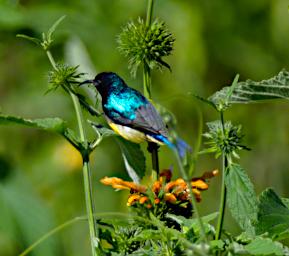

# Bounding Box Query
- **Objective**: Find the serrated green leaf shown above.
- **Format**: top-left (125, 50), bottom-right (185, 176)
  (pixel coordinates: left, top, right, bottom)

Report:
top-left (255, 188), bottom-right (289, 239)
top-left (0, 115), bottom-right (65, 133)
top-left (225, 163), bottom-right (258, 233)
top-left (0, 115), bottom-right (81, 149)
top-left (245, 237), bottom-right (285, 255)
top-left (116, 138), bottom-right (146, 183)
top-left (210, 70), bottom-right (289, 105)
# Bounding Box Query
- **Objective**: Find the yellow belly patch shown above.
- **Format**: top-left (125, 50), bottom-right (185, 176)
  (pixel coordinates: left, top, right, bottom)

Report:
top-left (108, 121), bottom-right (146, 143)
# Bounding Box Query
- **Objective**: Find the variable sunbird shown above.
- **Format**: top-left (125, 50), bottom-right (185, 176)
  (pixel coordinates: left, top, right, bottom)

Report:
top-left (80, 72), bottom-right (173, 147)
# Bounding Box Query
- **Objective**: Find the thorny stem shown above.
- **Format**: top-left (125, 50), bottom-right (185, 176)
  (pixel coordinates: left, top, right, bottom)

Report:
top-left (215, 111), bottom-right (228, 243)
top-left (174, 149), bottom-right (208, 243)
top-left (144, 0), bottom-right (159, 177)
top-left (46, 50), bottom-right (99, 256)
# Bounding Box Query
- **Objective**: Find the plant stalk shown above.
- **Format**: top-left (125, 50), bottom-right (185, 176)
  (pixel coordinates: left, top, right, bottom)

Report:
top-left (46, 50), bottom-right (99, 256)
top-left (215, 111), bottom-right (228, 242)
top-left (144, 0), bottom-right (160, 177)
top-left (143, 63), bottom-right (152, 100)
top-left (146, 0), bottom-right (154, 27)
top-left (70, 91), bottom-right (99, 255)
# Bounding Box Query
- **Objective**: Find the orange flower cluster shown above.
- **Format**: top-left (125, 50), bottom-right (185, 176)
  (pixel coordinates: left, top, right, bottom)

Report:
top-left (100, 169), bottom-right (218, 211)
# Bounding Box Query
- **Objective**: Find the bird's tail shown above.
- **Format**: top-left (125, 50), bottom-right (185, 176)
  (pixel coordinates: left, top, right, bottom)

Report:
top-left (149, 134), bottom-right (175, 149)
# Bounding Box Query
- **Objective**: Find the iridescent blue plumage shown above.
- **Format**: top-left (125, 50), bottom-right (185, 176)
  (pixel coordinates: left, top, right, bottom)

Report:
top-left (104, 80), bottom-right (147, 121)
top-left (82, 72), bottom-right (172, 146)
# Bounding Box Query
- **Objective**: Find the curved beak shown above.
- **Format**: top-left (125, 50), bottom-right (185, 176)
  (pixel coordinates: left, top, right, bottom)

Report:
top-left (79, 79), bottom-right (94, 86)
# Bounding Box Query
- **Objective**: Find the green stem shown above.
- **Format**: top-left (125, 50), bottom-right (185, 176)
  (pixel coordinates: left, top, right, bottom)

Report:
top-left (144, 0), bottom-right (159, 177)
top-left (83, 160), bottom-right (99, 254)
top-left (146, 0), bottom-right (154, 27)
top-left (174, 149), bottom-right (208, 243)
top-left (143, 62), bottom-right (152, 100)
top-left (69, 90), bottom-right (99, 256)
top-left (215, 111), bottom-right (228, 242)
top-left (188, 105), bottom-right (203, 177)
top-left (46, 50), bottom-right (99, 256)
top-left (46, 51), bottom-right (57, 70)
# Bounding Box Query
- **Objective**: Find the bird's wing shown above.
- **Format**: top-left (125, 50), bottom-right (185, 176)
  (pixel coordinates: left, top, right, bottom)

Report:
top-left (103, 88), bottom-right (168, 137)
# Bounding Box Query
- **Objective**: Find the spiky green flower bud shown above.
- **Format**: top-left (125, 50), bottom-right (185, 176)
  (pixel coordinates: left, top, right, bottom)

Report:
top-left (117, 18), bottom-right (175, 76)
top-left (202, 121), bottom-right (250, 159)
top-left (48, 64), bottom-right (84, 93)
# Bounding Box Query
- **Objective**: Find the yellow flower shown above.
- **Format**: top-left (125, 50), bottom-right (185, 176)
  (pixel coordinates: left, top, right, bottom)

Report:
top-left (100, 177), bottom-right (146, 193)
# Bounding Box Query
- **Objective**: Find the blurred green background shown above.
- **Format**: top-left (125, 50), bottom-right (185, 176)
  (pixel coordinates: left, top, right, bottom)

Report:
top-left (0, 0), bottom-right (289, 255)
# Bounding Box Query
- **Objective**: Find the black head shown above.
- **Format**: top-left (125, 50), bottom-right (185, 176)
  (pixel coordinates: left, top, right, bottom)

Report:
top-left (80, 72), bottom-right (124, 96)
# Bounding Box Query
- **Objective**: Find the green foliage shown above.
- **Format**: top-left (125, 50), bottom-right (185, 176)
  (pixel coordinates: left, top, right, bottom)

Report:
top-left (1, 0), bottom-right (289, 255)
top-left (202, 121), bottom-right (249, 159)
top-left (209, 70), bottom-right (289, 105)
top-left (0, 114), bottom-right (81, 149)
top-left (0, 114), bottom-right (66, 133)
top-left (245, 237), bottom-right (286, 256)
top-left (116, 138), bottom-right (146, 182)
top-left (17, 16), bottom-right (66, 51)
top-left (117, 18), bottom-right (175, 76)
top-left (255, 188), bottom-right (289, 240)
top-left (208, 74), bottom-right (240, 112)
top-left (166, 212), bottom-right (218, 239)
top-left (225, 163), bottom-right (258, 233)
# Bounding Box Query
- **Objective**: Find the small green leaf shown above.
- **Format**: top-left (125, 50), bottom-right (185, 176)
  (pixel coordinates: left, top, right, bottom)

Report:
top-left (47, 15), bottom-right (66, 42)
top-left (193, 94), bottom-right (217, 110)
top-left (166, 212), bottom-right (218, 235)
top-left (209, 240), bottom-right (225, 250)
top-left (245, 237), bottom-right (285, 255)
top-left (89, 122), bottom-right (116, 140)
top-left (131, 230), bottom-right (161, 242)
top-left (116, 138), bottom-right (146, 183)
top-left (16, 34), bottom-right (41, 45)
top-left (210, 70), bottom-right (289, 105)
top-left (226, 74), bottom-right (240, 100)
top-left (225, 163), bottom-right (258, 233)
top-left (255, 188), bottom-right (289, 239)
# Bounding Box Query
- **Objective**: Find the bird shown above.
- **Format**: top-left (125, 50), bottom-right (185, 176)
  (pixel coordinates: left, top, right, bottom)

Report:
top-left (80, 72), bottom-right (173, 148)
